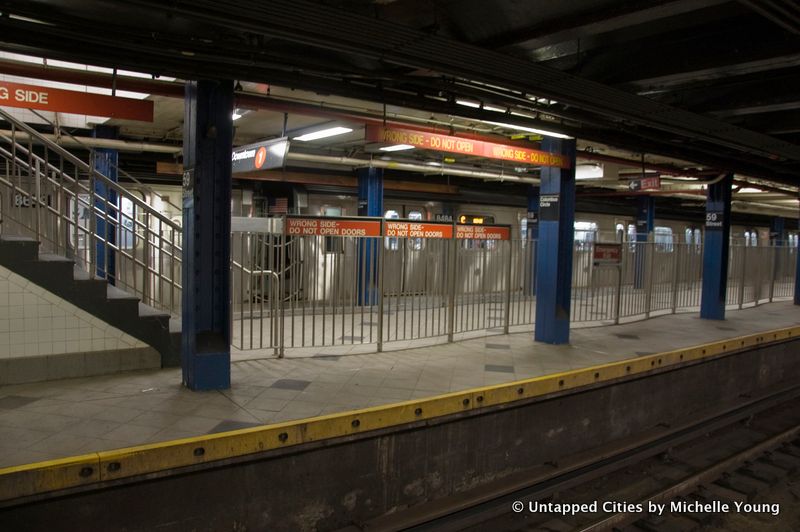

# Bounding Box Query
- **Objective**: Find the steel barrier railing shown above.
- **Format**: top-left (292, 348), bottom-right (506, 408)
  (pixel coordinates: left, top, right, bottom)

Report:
top-left (230, 220), bottom-right (797, 357)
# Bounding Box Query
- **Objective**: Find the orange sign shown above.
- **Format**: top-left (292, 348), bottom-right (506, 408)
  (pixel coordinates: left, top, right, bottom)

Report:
top-left (384, 221), bottom-right (453, 239)
top-left (593, 243), bottom-right (622, 264)
top-left (254, 147), bottom-right (267, 169)
top-left (366, 126), bottom-right (570, 169)
top-left (286, 217), bottom-right (381, 237)
top-left (0, 81), bottom-right (154, 122)
top-left (455, 225), bottom-right (511, 240)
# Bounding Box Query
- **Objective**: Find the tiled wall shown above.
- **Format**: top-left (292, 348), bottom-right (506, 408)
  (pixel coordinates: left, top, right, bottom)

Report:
top-left (0, 264), bottom-right (147, 359)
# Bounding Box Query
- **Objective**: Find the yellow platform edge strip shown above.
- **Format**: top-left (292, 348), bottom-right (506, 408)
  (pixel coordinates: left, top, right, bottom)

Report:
top-left (1, 325), bottom-right (798, 501)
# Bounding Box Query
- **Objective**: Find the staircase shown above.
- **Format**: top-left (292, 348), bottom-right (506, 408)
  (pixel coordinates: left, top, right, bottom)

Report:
top-left (0, 108), bottom-right (182, 368)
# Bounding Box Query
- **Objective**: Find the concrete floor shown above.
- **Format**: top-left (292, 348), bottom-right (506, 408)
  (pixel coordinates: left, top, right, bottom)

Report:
top-left (0, 301), bottom-right (798, 469)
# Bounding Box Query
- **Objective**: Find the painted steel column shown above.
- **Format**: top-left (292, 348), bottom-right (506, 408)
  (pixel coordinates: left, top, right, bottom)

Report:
top-left (527, 185), bottom-right (539, 296)
top-left (633, 195), bottom-right (654, 289)
top-left (770, 217), bottom-right (785, 245)
top-left (92, 125), bottom-right (118, 284)
top-left (181, 80), bottom-right (233, 390)
top-left (795, 233), bottom-right (800, 305)
top-left (700, 173), bottom-right (733, 320)
top-left (534, 138), bottom-right (576, 344)
top-left (796, 214), bottom-right (800, 305)
top-left (357, 166), bottom-right (383, 306)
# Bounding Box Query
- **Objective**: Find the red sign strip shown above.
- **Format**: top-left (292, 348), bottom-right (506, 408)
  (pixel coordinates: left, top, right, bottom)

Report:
top-left (455, 225), bottom-right (511, 240)
top-left (0, 81), bottom-right (154, 122)
top-left (366, 125), bottom-right (570, 169)
top-left (384, 221), bottom-right (453, 239)
top-left (286, 218), bottom-right (382, 237)
top-left (593, 243), bottom-right (622, 264)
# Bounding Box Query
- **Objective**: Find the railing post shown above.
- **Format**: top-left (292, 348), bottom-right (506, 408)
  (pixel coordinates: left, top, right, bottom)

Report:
top-left (34, 158), bottom-right (41, 243)
top-left (738, 245), bottom-right (747, 309)
top-left (769, 245), bottom-right (777, 302)
top-left (614, 247), bottom-right (624, 325)
top-left (377, 219), bottom-right (385, 352)
top-left (142, 210), bottom-right (151, 305)
top-left (447, 222), bottom-right (457, 343)
top-left (503, 240), bottom-right (513, 334)
top-left (72, 176), bottom-right (79, 261)
top-left (88, 161), bottom-right (97, 276)
top-left (671, 244), bottom-right (681, 314)
top-left (279, 215), bottom-right (287, 358)
top-left (645, 238), bottom-right (655, 318)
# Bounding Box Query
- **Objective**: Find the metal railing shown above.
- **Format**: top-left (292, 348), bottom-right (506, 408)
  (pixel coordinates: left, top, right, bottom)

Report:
top-left (229, 224), bottom-right (797, 357)
top-left (0, 107), bottom-right (182, 314)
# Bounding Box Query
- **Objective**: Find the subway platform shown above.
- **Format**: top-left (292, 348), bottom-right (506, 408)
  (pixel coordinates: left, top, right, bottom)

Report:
top-left (0, 301), bottom-right (798, 469)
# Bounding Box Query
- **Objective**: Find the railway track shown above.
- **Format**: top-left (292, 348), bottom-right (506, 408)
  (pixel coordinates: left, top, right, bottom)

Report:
top-left (352, 386), bottom-right (800, 532)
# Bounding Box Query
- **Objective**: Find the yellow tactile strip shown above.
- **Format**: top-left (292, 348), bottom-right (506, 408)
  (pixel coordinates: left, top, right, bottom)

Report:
top-left (1, 325), bottom-right (798, 502)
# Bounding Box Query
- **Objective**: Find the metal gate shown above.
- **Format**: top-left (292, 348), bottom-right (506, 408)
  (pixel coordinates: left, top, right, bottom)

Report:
top-left (231, 216), bottom-right (514, 356)
top-left (231, 216), bottom-right (798, 357)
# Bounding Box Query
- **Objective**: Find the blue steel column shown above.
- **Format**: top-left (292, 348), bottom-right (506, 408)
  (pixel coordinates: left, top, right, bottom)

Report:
top-left (770, 217), bottom-right (785, 245)
top-left (181, 80), bottom-right (233, 390)
top-left (796, 215), bottom-right (800, 305)
top-left (357, 167), bottom-right (383, 305)
top-left (527, 185), bottom-right (539, 296)
top-left (92, 126), bottom-right (118, 284)
top-left (700, 173), bottom-right (733, 320)
top-left (534, 138), bottom-right (576, 344)
top-left (633, 195), bottom-right (654, 289)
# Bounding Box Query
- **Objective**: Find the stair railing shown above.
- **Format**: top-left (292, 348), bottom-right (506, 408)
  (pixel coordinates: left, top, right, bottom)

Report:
top-left (0, 107), bottom-right (182, 315)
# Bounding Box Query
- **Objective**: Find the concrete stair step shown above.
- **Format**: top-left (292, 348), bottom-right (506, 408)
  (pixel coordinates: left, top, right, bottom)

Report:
top-left (0, 238), bottom-right (180, 369)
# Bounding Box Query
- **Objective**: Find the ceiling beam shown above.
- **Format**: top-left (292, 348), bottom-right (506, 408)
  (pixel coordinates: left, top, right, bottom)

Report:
top-left (480, 0), bottom-right (729, 50)
top-left (2, 0), bottom-right (799, 166)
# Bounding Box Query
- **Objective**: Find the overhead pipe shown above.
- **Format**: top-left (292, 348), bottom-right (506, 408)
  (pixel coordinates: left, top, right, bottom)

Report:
top-left (8, 58), bottom-right (795, 191)
top-left (285, 152), bottom-right (541, 184)
top-left (0, 129), bottom-right (182, 154)
top-left (5, 57), bottom-right (800, 194)
top-left (4, 129), bottom-right (798, 208)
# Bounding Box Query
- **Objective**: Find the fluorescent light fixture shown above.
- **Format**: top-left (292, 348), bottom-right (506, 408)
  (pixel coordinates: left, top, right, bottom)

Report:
top-left (510, 111), bottom-right (537, 119)
top-left (379, 144), bottom-right (415, 152)
top-left (484, 120), bottom-right (573, 139)
top-left (293, 126), bottom-right (353, 142)
top-left (232, 111), bottom-right (243, 120)
top-left (576, 164), bottom-right (603, 180)
top-left (456, 99), bottom-right (480, 108)
top-left (426, 161), bottom-right (442, 167)
top-left (483, 104), bottom-right (506, 113)
top-left (737, 187), bottom-right (763, 193)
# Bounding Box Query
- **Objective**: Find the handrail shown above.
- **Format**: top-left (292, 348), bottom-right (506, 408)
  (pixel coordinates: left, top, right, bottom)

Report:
top-left (0, 127), bottom-right (180, 231)
top-left (231, 260), bottom-right (279, 283)
top-left (231, 258), bottom-right (280, 352)
top-left (26, 108), bottom-right (183, 213)
top-left (0, 109), bottom-right (183, 315)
